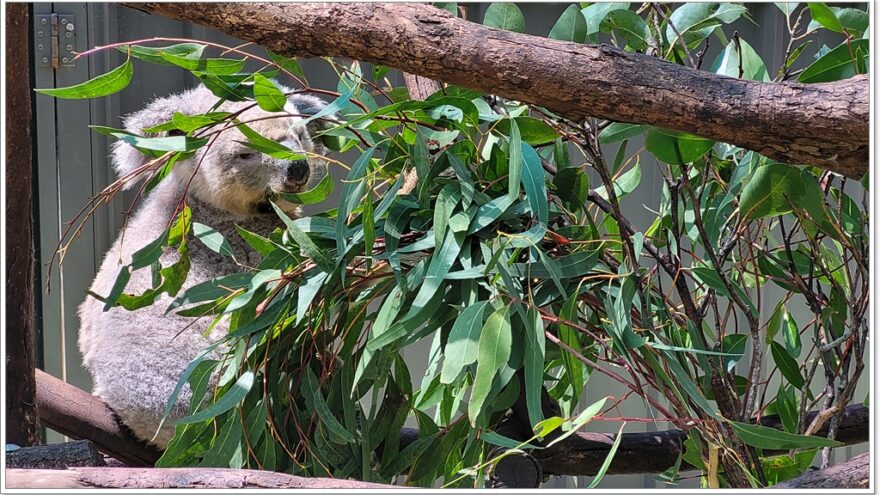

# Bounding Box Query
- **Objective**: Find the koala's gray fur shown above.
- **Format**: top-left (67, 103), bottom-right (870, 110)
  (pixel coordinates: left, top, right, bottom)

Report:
top-left (78, 84), bottom-right (330, 448)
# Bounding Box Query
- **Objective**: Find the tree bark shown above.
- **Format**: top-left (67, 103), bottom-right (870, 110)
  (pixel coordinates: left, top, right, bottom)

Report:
top-left (127, 2), bottom-right (868, 178)
top-left (6, 440), bottom-right (106, 469)
top-left (5, 2), bottom-right (41, 448)
top-left (4, 467), bottom-right (400, 489)
top-left (36, 369), bottom-right (868, 477)
top-left (772, 452), bottom-right (868, 489)
top-left (35, 369), bottom-right (162, 467)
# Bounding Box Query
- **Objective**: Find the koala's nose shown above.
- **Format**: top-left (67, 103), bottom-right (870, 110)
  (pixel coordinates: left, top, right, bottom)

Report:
top-left (285, 160), bottom-right (310, 186)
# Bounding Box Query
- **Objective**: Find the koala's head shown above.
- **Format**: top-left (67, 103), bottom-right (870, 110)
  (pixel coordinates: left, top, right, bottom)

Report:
top-left (112, 84), bottom-right (334, 216)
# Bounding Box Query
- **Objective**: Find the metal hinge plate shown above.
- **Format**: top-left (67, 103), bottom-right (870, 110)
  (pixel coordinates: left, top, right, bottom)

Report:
top-left (35, 14), bottom-right (76, 69)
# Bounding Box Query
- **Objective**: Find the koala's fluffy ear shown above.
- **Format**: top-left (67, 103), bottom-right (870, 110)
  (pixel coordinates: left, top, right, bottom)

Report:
top-left (287, 94), bottom-right (342, 151)
top-left (111, 87), bottom-right (209, 188)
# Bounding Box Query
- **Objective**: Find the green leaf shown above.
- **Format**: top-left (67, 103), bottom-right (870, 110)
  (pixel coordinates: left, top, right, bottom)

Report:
top-left (113, 133), bottom-right (208, 153)
top-left (483, 3), bottom-right (525, 33)
top-left (121, 43), bottom-right (205, 66)
top-left (771, 340), bottom-right (805, 389)
top-left (833, 8), bottom-right (869, 36)
top-left (600, 9), bottom-right (651, 51)
top-left (482, 431), bottom-right (538, 450)
top-left (235, 225), bottom-right (274, 257)
top-left (520, 143), bottom-right (548, 225)
top-left (595, 161), bottom-right (641, 200)
top-left (494, 116), bottom-right (559, 145)
top-left (798, 39), bottom-right (869, 83)
top-left (808, 3), bottom-right (843, 33)
top-left (546, 397), bottom-right (606, 447)
top-left (777, 383), bottom-right (798, 433)
top-left (691, 264), bottom-right (756, 317)
top-left (336, 146), bottom-right (375, 255)
top-left (774, 3), bottom-right (799, 18)
top-left (523, 307), bottom-right (546, 429)
top-left (271, 202), bottom-right (334, 273)
top-left (267, 51), bottom-right (307, 80)
top-left (665, 3), bottom-right (747, 49)
top-left (763, 449), bottom-right (817, 485)
top-left (507, 118), bottom-right (523, 201)
top-left (581, 3), bottom-right (630, 36)
top-left (468, 306), bottom-right (512, 425)
top-left (130, 231), bottom-right (170, 271)
top-left (235, 123), bottom-right (302, 160)
top-left (194, 72), bottom-right (253, 101)
top-left (102, 266), bottom-right (132, 311)
top-left (168, 112), bottom-right (231, 133)
top-left (728, 420), bottom-right (842, 449)
top-left (252, 74), bottom-right (287, 112)
top-left (36, 58), bottom-right (133, 99)
top-left (598, 123), bottom-right (642, 144)
top-left (782, 310), bottom-right (802, 358)
top-left (158, 52), bottom-right (245, 75)
top-left (533, 416), bottom-right (566, 438)
top-left (586, 422), bottom-right (626, 488)
top-left (549, 4), bottom-right (587, 43)
top-left (303, 369), bottom-right (357, 444)
top-left (645, 127), bottom-right (714, 164)
top-left (279, 172), bottom-right (334, 205)
top-left (296, 270), bottom-right (328, 324)
top-left (193, 222), bottom-right (235, 258)
top-left (554, 167), bottom-right (589, 212)
top-left (739, 163), bottom-right (805, 220)
top-left (199, 413), bottom-right (244, 468)
top-left (558, 292), bottom-right (585, 404)
top-left (440, 301), bottom-right (489, 384)
top-left (721, 334), bottom-right (748, 372)
top-left (178, 371), bottom-right (254, 424)
top-left (711, 38), bottom-right (769, 81)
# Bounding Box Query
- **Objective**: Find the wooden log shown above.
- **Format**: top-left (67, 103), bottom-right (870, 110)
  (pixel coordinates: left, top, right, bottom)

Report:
top-left (127, 2), bottom-right (868, 178)
top-left (4, 467), bottom-right (400, 489)
top-left (5, 1), bottom-right (41, 448)
top-left (772, 452), bottom-right (868, 489)
top-left (6, 441), bottom-right (105, 469)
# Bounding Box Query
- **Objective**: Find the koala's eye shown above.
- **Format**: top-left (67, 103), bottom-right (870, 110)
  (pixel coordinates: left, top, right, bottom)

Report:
top-left (237, 152), bottom-right (258, 161)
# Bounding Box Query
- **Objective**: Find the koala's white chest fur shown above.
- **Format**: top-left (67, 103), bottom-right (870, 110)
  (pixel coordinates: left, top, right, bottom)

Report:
top-left (77, 85), bottom-right (330, 448)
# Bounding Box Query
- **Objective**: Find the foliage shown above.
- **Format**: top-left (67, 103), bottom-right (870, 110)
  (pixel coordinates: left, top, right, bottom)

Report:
top-left (43, 2), bottom-right (868, 489)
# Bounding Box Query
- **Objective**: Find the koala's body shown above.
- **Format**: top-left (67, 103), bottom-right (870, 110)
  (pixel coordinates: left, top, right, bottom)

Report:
top-left (78, 84), bottom-right (330, 448)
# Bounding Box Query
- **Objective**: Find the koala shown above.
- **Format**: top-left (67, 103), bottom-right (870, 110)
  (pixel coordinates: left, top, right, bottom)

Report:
top-left (78, 84), bottom-right (332, 448)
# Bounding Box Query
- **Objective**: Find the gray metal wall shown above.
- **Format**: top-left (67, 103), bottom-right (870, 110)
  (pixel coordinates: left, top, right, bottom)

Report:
top-left (31, 2), bottom-right (867, 488)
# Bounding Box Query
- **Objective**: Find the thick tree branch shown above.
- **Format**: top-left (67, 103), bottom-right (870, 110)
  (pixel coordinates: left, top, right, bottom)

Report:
top-left (35, 369), bottom-right (867, 477)
top-left (35, 370), bottom-right (162, 467)
top-left (4, 468), bottom-right (400, 489)
top-left (126, 2), bottom-right (868, 178)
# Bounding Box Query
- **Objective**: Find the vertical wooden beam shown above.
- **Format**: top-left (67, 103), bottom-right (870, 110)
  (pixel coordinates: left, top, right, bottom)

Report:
top-left (5, 2), bottom-right (41, 447)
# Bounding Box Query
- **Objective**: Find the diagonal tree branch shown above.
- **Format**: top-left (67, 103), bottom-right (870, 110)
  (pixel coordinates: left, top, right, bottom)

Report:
top-left (124, 2), bottom-right (868, 178)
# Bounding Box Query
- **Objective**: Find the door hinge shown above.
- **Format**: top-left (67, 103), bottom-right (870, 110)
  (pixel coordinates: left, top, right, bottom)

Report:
top-left (35, 14), bottom-right (76, 69)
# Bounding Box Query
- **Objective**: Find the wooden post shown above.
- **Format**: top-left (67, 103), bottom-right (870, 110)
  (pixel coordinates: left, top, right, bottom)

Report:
top-left (6, 2), bottom-right (41, 448)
